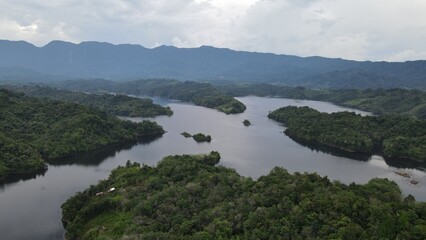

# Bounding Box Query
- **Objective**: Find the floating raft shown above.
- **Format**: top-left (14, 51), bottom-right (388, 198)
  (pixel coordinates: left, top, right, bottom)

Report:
top-left (410, 180), bottom-right (419, 185)
top-left (394, 171), bottom-right (410, 178)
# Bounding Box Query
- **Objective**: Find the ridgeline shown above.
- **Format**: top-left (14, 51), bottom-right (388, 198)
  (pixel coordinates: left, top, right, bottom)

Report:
top-left (1, 40), bottom-right (426, 89)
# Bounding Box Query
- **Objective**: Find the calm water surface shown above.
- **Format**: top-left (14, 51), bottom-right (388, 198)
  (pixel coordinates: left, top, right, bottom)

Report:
top-left (0, 96), bottom-right (425, 240)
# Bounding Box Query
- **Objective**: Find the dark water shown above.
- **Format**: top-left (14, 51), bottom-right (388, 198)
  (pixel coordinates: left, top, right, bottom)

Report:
top-left (0, 96), bottom-right (425, 240)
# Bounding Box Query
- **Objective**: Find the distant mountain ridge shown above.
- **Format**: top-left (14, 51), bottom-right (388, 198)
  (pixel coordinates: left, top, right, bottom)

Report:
top-left (0, 39), bottom-right (425, 89)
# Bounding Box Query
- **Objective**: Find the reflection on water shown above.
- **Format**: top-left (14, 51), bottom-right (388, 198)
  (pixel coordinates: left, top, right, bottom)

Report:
top-left (284, 131), bottom-right (426, 171)
top-left (369, 155), bottom-right (391, 168)
top-left (0, 169), bottom-right (47, 187)
top-left (383, 157), bottom-right (426, 171)
top-left (0, 136), bottom-right (163, 187)
top-left (283, 134), bottom-right (372, 162)
top-left (46, 135), bottom-right (163, 167)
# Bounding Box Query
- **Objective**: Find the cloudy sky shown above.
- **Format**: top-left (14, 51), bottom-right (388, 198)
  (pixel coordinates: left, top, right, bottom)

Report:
top-left (1, 0), bottom-right (425, 61)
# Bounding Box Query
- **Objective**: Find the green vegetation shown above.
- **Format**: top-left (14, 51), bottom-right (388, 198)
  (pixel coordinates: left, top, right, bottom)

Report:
top-left (116, 80), bottom-right (246, 114)
top-left (3, 85), bottom-right (173, 117)
top-left (180, 132), bottom-right (192, 138)
top-left (220, 84), bottom-right (426, 119)
top-left (243, 119), bottom-right (251, 126)
top-left (219, 83), bottom-right (317, 99)
top-left (192, 133), bottom-right (212, 143)
top-left (0, 132), bottom-right (46, 179)
top-left (52, 79), bottom-right (246, 114)
top-left (181, 132), bottom-right (211, 142)
top-left (62, 152), bottom-right (426, 240)
top-left (315, 88), bottom-right (426, 119)
top-left (268, 106), bottom-right (426, 163)
top-left (0, 89), bottom-right (165, 180)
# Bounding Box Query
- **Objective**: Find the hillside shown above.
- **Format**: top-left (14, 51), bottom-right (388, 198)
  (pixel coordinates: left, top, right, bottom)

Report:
top-left (268, 106), bottom-right (426, 163)
top-left (62, 152), bottom-right (426, 240)
top-left (0, 89), bottom-right (165, 180)
top-left (0, 40), bottom-right (426, 88)
top-left (3, 85), bottom-right (173, 117)
top-left (50, 79), bottom-right (247, 114)
top-left (220, 84), bottom-right (426, 119)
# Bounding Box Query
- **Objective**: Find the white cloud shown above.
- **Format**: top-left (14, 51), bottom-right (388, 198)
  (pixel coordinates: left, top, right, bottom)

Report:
top-left (18, 24), bottom-right (38, 33)
top-left (0, 0), bottom-right (425, 61)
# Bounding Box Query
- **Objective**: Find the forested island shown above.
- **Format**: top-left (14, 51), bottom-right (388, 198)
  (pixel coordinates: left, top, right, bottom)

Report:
top-left (268, 106), bottom-right (426, 163)
top-left (3, 85), bottom-right (173, 117)
top-left (220, 84), bottom-right (426, 119)
top-left (51, 79), bottom-right (246, 114)
top-left (243, 119), bottom-right (251, 126)
top-left (62, 152), bottom-right (425, 240)
top-left (0, 89), bottom-right (165, 180)
top-left (192, 133), bottom-right (212, 143)
top-left (180, 132), bottom-right (192, 138)
top-left (181, 132), bottom-right (212, 142)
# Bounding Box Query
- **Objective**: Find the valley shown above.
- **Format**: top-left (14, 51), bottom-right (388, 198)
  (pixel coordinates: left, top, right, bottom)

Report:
top-left (1, 95), bottom-right (424, 240)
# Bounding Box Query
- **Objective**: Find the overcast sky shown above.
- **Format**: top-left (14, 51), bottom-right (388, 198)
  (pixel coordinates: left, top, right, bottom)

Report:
top-left (1, 0), bottom-right (425, 61)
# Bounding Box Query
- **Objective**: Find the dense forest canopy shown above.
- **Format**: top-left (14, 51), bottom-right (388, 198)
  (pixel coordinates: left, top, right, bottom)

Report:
top-left (191, 133), bottom-right (212, 143)
top-left (116, 80), bottom-right (246, 114)
top-left (47, 79), bottom-right (426, 117)
top-left (62, 152), bottom-right (426, 240)
top-left (268, 106), bottom-right (426, 163)
top-left (180, 132), bottom-right (212, 142)
top-left (219, 84), bottom-right (426, 119)
top-left (0, 89), bottom-right (165, 180)
top-left (50, 79), bottom-right (246, 114)
top-left (243, 119), bottom-right (251, 126)
top-left (2, 85), bottom-right (173, 117)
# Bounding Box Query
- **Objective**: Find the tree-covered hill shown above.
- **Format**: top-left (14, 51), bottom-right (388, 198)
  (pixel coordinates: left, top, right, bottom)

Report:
top-left (220, 84), bottom-right (426, 119)
top-left (3, 85), bottom-right (173, 117)
top-left (268, 106), bottom-right (426, 163)
top-left (62, 152), bottom-right (426, 240)
top-left (0, 89), bottom-right (165, 180)
top-left (51, 79), bottom-right (247, 114)
top-left (316, 88), bottom-right (426, 119)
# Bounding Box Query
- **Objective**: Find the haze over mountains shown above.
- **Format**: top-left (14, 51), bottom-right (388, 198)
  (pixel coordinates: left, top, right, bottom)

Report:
top-left (0, 40), bottom-right (425, 89)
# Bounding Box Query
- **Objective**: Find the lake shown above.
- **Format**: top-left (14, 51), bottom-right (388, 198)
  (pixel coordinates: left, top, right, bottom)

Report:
top-left (0, 96), bottom-right (424, 240)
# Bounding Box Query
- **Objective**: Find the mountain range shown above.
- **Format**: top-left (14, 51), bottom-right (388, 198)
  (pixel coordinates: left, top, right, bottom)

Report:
top-left (0, 39), bottom-right (425, 89)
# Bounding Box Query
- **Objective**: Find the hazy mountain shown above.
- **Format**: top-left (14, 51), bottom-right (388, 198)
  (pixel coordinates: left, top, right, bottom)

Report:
top-left (298, 69), bottom-right (406, 89)
top-left (0, 40), bottom-right (425, 88)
